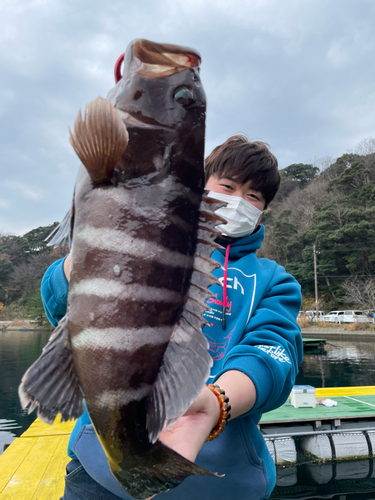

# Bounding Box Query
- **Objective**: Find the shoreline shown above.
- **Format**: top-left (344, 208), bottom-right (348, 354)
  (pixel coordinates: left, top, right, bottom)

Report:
top-left (301, 326), bottom-right (375, 341)
top-left (0, 324), bottom-right (52, 332)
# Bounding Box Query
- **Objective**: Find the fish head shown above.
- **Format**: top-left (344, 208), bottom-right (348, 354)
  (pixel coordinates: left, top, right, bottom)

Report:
top-left (107, 39), bottom-right (206, 188)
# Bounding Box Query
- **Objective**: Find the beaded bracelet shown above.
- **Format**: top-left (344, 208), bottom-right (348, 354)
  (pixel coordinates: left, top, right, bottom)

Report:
top-left (206, 384), bottom-right (231, 441)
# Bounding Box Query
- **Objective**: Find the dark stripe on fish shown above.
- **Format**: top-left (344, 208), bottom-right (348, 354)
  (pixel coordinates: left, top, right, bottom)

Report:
top-left (74, 342), bottom-right (169, 395)
top-left (75, 194), bottom-right (201, 255)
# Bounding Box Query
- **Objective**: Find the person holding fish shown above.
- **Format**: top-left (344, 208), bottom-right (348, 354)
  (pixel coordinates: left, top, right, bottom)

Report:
top-left (20, 39), bottom-right (302, 500)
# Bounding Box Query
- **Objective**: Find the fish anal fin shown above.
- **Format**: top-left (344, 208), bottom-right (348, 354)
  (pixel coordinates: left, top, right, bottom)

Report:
top-left (146, 321), bottom-right (211, 438)
top-left (19, 315), bottom-right (84, 424)
top-left (70, 97), bottom-right (129, 185)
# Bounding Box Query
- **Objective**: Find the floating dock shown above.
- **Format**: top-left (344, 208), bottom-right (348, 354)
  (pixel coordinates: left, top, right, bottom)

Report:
top-left (0, 419), bottom-right (74, 499)
top-left (302, 338), bottom-right (326, 351)
top-left (261, 386), bottom-right (375, 466)
top-left (1, 386), bottom-right (375, 498)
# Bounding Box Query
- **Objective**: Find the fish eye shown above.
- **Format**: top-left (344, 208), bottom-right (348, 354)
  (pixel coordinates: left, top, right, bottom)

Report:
top-left (173, 87), bottom-right (194, 106)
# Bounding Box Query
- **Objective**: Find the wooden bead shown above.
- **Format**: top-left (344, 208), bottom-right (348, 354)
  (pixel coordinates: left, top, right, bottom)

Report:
top-left (206, 383), bottom-right (230, 442)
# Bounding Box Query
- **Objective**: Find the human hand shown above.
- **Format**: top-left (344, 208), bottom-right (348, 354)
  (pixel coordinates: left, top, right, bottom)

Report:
top-left (157, 385), bottom-right (220, 463)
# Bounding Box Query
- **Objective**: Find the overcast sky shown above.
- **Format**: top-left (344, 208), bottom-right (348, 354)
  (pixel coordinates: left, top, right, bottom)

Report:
top-left (1, 0), bottom-right (375, 235)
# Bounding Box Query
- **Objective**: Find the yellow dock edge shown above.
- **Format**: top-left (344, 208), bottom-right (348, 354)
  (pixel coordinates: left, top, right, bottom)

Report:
top-left (0, 418), bottom-right (76, 499)
top-left (315, 386), bottom-right (375, 397)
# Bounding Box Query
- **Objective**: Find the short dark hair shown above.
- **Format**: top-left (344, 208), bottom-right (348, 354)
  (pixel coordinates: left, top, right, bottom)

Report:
top-left (205, 134), bottom-right (280, 208)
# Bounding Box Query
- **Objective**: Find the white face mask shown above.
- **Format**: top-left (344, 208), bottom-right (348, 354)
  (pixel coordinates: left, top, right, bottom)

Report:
top-left (207, 191), bottom-right (264, 237)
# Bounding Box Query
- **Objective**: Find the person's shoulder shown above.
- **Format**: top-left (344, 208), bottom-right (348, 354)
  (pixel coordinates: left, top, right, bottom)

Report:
top-left (41, 256), bottom-right (69, 301)
top-left (255, 255), bottom-right (278, 272)
top-left (42, 257), bottom-right (67, 285)
top-left (257, 257), bottom-right (300, 286)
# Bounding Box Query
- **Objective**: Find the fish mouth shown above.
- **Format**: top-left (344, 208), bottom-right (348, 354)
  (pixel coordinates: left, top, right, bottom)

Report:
top-left (116, 109), bottom-right (156, 129)
top-left (131, 39), bottom-right (201, 80)
top-left (116, 108), bottom-right (173, 129)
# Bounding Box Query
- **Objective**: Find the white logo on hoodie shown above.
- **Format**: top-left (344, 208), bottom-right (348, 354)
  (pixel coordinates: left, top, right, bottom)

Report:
top-left (218, 276), bottom-right (244, 295)
top-left (256, 345), bottom-right (291, 364)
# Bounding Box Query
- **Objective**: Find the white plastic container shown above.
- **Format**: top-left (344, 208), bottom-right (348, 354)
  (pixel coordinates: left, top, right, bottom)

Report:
top-left (291, 385), bottom-right (316, 408)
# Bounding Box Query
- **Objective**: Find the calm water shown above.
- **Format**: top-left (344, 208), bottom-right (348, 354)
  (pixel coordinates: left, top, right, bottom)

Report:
top-left (2, 330), bottom-right (375, 499)
top-left (0, 328), bottom-right (50, 452)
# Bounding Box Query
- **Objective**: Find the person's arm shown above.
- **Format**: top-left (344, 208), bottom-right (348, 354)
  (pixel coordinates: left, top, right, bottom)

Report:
top-left (219, 265), bottom-right (303, 415)
top-left (159, 266), bottom-right (302, 461)
top-left (215, 370), bottom-right (256, 418)
top-left (63, 253), bottom-right (71, 282)
top-left (158, 369), bottom-right (255, 463)
top-left (41, 255), bottom-right (70, 327)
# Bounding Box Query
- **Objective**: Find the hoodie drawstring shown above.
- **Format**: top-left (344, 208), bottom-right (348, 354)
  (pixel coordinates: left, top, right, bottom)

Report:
top-left (222, 244), bottom-right (231, 330)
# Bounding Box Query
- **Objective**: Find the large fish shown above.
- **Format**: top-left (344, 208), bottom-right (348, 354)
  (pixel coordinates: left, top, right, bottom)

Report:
top-left (19, 39), bottom-right (224, 498)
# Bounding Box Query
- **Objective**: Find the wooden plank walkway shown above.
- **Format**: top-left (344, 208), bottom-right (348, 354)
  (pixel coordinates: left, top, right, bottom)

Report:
top-left (0, 419), bottom-right (75, 499)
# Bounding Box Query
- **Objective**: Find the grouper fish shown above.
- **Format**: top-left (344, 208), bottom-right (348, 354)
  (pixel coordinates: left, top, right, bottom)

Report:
top-left (19, 39), bottom-right (225, 498)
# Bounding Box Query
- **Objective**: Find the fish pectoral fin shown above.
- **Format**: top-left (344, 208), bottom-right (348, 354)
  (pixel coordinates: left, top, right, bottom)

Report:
top-left (146, 195), bottom-right (223, 443)
top-left (146, 316), bottom-right (213, 443)
top-left (70, 97), bottom-right (129, 185)
top-left (45, 210), bottom-right (72, 248)
top-left (19, 315), bottom-right (84, 424)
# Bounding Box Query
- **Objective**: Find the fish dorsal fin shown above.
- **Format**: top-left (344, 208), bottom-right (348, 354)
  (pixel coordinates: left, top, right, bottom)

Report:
top-left (18, 315), bottom-right (84, 424)
top-left (69, 97), bottom-right (129, 185)
top-left (146, 194), bottom-right (225, 443)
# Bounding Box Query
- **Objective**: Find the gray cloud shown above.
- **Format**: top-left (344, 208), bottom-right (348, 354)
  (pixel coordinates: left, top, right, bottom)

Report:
top-left (1, 0), bottom-right (375, 234)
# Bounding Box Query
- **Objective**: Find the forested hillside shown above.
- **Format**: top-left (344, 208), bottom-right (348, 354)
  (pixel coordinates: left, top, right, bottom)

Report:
top-left (260, 148), bottom-right (375, 311)
top-left (0, 224), bottom-right (67, 322)
top-left (1, 144), bottom-right (375, 320)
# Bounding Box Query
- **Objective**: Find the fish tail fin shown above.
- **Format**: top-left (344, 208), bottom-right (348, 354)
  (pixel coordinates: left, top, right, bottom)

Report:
top-left (19, 315), bottom-right (84, 423)
top-left (69, 96), bottom-right (129, 184)
top-left (112, 440), bottom-right (220, 499)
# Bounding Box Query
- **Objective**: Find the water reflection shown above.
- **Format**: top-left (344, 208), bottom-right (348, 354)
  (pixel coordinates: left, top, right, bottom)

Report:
top-left (0, 419), bottom-right (20, 454)
top-left (0, 328), bottom-right (50, 453)
top-left (297, 340), bottom-right (375, 388)
top-left (271, 459), bottom-right (375, 499)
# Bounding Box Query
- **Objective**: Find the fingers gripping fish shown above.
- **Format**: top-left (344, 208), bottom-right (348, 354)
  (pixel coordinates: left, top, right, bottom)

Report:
top-left (19, 39), bottom-right (225, 499)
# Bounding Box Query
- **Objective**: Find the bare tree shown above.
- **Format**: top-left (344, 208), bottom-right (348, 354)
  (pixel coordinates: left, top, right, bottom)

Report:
top-left (355, 137), bottom-right (375, 156)
top-left (10, 252), bottom-right (57, 296)
top-left (309, 155), bottom-right (336, 173)
top-left (277, 176), bottom-right (331, 232)
top-left (342, 277), bottom-right (375, 310)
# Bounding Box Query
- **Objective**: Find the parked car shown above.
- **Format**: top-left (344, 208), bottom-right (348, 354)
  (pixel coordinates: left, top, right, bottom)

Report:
top-left (322, 310), bottom-right (371, 324)
top-left (364, 310), bottom-right (375, 323)
top-left (306, 310), bottom-right (325, 322)
top-left (297, 310), bottom-right (325, 321)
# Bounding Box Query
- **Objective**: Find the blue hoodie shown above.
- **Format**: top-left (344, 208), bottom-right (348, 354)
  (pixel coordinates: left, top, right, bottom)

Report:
top-left (41, 224), bottom-right (302, 500)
